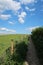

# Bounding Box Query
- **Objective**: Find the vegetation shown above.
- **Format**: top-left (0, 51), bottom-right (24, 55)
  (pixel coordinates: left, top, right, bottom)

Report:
top-left (0, 34), bottom-right (28, 56)
top-left (0, 34), bottom-right (28, 65)
top-left (31, 27), bottom-right (43, 65)
top-left (0, 27), bottom-right (43, 65)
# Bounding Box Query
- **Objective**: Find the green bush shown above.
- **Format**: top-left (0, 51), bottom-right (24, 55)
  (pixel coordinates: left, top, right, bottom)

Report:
top-left (0, 41), bottom-right (28, 65)
top-left (31, 27), bottom-right (43, 65)
top-left (12, 41), bottom-right (28, 63)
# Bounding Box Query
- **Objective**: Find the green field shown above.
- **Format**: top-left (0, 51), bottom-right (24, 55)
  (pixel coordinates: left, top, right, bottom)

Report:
top-left (0, 34), bottom-right (28, 56)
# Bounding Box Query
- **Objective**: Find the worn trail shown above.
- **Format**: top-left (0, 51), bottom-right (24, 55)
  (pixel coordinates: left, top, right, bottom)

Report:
top-left (26, 36), bottom-right (39, 65)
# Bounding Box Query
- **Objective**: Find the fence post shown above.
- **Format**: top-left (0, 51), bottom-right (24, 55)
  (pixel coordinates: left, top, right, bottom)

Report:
top-left (11, 39), bottom-right (14, 55)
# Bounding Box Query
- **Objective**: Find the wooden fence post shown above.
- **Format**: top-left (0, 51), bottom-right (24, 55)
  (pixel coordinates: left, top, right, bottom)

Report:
top-left (11, 39), bottom-right (14, 55)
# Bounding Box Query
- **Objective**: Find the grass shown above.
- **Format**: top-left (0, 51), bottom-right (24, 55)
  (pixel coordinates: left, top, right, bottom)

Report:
top-left (0, 34), bottom-right (28, 56)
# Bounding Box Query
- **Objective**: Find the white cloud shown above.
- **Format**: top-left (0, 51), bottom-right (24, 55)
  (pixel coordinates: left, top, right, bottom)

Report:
top-left (29, 8), bottom-right (36, 11)
top-left (0, 0), bottom-right (37, 23)
top-left (0, 27), bottom-right (16, 33)
top-left (20, 0), bottom-right (37, 4)
top-left (18, 11), bottom-right (27, 23)
top-left (0, 14), bottom-right (11, 20)
top-left (18, 17), bottom-right (24, 24)
top-left (0, 28), bottom-right (7, 31)
top-left (0, 0), bottom-right (37, 14)
top-left (18, 12), bottom-right (27, 18)
top-left (25, 6), bottom-right (30, 10)
top-left (25, 6), bottom-right (36, 11)
top-left (25, 26), bottom-right (39, 31)
top-left (0, 0), bottom-right (21, 13)
top-left (9, 21), bottom-right (15, 25)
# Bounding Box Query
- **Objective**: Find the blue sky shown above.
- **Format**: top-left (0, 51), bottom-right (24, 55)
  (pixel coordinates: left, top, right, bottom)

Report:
top-left (0, 0), bottom-right (43, 34)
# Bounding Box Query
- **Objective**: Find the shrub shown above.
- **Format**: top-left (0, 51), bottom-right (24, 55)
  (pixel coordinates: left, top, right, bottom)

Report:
top-left (31, 27), bottom-right (43, 65)
top-left (12, 41), bottom-right (28, 62)
top-left (2, 41), bottom-right (28, 65)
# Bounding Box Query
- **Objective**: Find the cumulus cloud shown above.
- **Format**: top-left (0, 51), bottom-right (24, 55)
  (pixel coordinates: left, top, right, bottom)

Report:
top-left (0, 14), bottom-right (11, 20)
top-left (0, 0), bottom-right (37, 14)
top-left (0, 27), bottom-right (16, 33)
top-left (18, 11), bottom-right (27, 24)
top-left (0, 0), bottom-right (37, 23)
top-left (18, 17), bottom-right (24, 24)
top-left (0, 0), bottom-right (21, 13)
top-left (20, 0), bottom-right (37, 4)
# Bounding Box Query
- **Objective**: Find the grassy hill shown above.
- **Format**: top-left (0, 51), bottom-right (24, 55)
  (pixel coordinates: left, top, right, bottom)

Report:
top-left (0, 34), bottom-right (28, 56)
